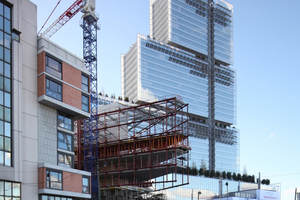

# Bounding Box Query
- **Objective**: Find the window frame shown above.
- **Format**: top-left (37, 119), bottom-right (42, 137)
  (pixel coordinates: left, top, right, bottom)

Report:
top-left (82, 176), bottom-right (90, 194)
top-left (57, 112), bottom-right (73, 131)
top-left (46, 169), bottom-right (63, 190)
top-left (57, 151), bottom-right (74, 168)
top-left (57, 131), bottom-right (73, 151)
top-left (81, 94), bottom-right (89, 112)
top-left (46, 77), bottom-right (62, 101)
top-left (45, 54), bottom-right (62, 79)
top-left (81, 73), bottom-right (89, 92)
top-left (0, 1), bottom-right (12, 167)
top-left (0, 180), bottom-right (21, 199)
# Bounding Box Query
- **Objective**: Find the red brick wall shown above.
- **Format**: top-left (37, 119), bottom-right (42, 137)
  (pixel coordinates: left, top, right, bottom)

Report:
top-left (38, 51), bottom-right (45, 74)
top-left (38, 74), bottom-right (46, 97)
top-left (38, 167), bottom-right (46, 189)
top-left (63, 84), bottom-right (81, 109)
top-left (62, 62), bottom-right (81, 88)
top-left (63, 171), bottom-right (82, 193)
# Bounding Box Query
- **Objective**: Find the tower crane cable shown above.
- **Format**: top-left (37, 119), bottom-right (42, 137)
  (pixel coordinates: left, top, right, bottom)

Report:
top-left (37, 0), bottom-right (61, 36)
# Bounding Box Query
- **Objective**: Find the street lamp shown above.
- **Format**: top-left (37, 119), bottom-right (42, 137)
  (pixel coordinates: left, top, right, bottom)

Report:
top-left (225, 182), bottom-right (228, 200)
top-left (198, 191), bottom-right (202, 200)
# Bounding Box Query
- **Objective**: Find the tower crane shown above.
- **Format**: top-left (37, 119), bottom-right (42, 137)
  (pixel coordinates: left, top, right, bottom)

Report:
top-left (40, 0), bottom-right (100, 199)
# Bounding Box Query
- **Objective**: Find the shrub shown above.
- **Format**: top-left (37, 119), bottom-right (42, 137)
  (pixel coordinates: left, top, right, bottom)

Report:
top-left (227, 172), bottom-right (232, 180)
top-left (222, 171), bottom-right (226, 179)
top-left (232, 172), bottom-right (237, 181)
top-left (215, 171), bottom-right (221, 178)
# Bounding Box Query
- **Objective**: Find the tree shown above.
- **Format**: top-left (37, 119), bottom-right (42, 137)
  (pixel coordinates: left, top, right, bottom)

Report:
top-left (99, 92), bottom-right (102, 96)
top-left (200, 159), bottom-right (207, 171)
top-left (247, 175), bottom-right (252, 182)
top-left (204, 170), bottom-right (210, 177)
top-left (242, 174), bottom-right (247, 182)
top-left (191, 166), bottom-right (198, 176)
top-left (237, 173), bottom-right (242, 181)
top-left (232, 172), bottom-right (237, 181)
top-left (210, 170), bottom-right (215, 178)
top-left (124, 97), bottom-right (129, 102)
top-left (215, 171), bottom-right (221, 178)
top-left (261, 179), bottom-right (266, 184)
top-left (199, 168), bottom-right (204, 176)
top-left (227, 172), bottom-right (232, 180)
top-left (222, 171), bottom-right (226, 179)
top-left (265, 179), bottom-right (270, 185)
top-left (251, 175), bottom-right (255, 183)
top-left (243, 166), bottom-right (247, 176)
top-left (105, 94), bottom-right (108, 97)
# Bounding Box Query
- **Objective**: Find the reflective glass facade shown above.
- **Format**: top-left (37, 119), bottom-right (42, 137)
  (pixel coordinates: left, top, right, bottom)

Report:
top-left (150, 0), bottom-right (234, 65)
top-left (122, 35), bottom-right (236, 125)
top-left (122, 0), bottom-right (239, 196)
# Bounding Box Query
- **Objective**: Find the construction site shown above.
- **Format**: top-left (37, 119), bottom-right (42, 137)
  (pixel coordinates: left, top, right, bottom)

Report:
top-left (74, 98), bottom-right (190, 199)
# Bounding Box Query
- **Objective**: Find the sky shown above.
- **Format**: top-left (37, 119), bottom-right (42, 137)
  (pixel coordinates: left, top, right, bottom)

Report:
top-left (30, 0), bottom-right (300, 200)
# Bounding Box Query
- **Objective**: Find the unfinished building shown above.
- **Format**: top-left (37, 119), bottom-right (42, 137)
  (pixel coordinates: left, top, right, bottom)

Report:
top-left (75, 97), bottom-right (190, 199)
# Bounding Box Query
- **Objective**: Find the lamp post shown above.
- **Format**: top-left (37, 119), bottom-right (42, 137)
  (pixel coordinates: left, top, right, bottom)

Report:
top-left (225, 182), bottom-right (228, 200)
top-left (198, 191), bottom-right (202, 200)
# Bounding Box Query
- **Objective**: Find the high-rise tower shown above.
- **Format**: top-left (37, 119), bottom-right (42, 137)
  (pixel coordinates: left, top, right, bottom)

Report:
top-left (122, 0), bottom-right (238, 174)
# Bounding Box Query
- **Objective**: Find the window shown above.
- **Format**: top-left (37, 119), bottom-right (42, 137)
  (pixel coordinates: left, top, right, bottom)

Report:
top-left (82, 177), bottom-right (90, 194)
top-left (46, 55), bottom-right (62, 79)
top-left (58, 132), bottom-right (73, 151)
top-left (41, 195), bottom-right (73, 200)
top-left (82, 94), bottom-right (89, 112)
top-left (46, 170), bottom-right (62, 190)
top-left (81, 74), bottom-right (89, 92)
top-left (58, 113), bottom-right (72, 130)
top-left (11, 29), bottom-right (20, 42)
top-left (0, 2), bottom-right (11, 167)
top-left (0, 181), bottom-right (21, 199)
top-left (46, 78), bottom-right (62, 101)
top-left (58, 152), bottom-right (73, 168)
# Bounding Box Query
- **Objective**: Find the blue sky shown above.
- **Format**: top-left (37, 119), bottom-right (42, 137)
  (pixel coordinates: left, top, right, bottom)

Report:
top-left (30, 0), bottom-right (300, 200)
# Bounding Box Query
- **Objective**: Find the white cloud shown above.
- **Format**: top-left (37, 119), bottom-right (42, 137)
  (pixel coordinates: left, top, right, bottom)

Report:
top-left (269, 134), bottom-right (274, 138)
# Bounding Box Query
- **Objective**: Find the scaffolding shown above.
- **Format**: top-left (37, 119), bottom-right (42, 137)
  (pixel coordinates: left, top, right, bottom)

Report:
top-left (75, 98), bottom-right (190, 198)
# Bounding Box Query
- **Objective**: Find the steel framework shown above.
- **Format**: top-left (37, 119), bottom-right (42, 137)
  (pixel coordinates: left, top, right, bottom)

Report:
top-left (75, 98), bottom-right (190, 197)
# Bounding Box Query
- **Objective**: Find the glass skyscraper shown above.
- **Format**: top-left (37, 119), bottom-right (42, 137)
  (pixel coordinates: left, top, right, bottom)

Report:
top-left (121, 0), bottom-right (239, 192)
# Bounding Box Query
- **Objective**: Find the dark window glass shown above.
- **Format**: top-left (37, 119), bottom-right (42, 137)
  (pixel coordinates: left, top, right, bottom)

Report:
top-left (0, 16), bottom-right (3, 31)
top-left (81, 74), bottom-right (89, 92)
top-left (4, 63), bottom-right (10, 78)
top-left (58, 113), bottom-right (72, 130)
top-left (46, 56), bottom-right (61, 79)
top-left (4, 18), bottom-right (10, 34)
top-left (4, 48), bottom-right (10, 63)
top-left (4, 5), bottom-right (10, 20)
top-left (46, 79), bottom-right (62, 101)
top-left (82, 95), bottom-right (89, 112)
top-left (0, 3), bottom-right (3, 16)
top-left (58, 132), bottom-right (73, 151)
top-left (4, 33), bottom-right (10, 49)
top-left (46, 170), bottom-right (62, 190)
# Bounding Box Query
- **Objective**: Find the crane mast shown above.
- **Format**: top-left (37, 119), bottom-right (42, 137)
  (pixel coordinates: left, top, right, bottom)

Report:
top-left (81, 1), bottom-right (100, 199)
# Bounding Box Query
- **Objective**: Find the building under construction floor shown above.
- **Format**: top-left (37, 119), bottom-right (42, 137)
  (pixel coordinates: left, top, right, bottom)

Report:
top-left (75, 98), bottom-right (190, 199)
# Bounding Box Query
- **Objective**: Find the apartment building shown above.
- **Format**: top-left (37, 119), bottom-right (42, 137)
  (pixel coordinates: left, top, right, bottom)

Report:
top-left (0, 0), bottom-right (91, 199)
